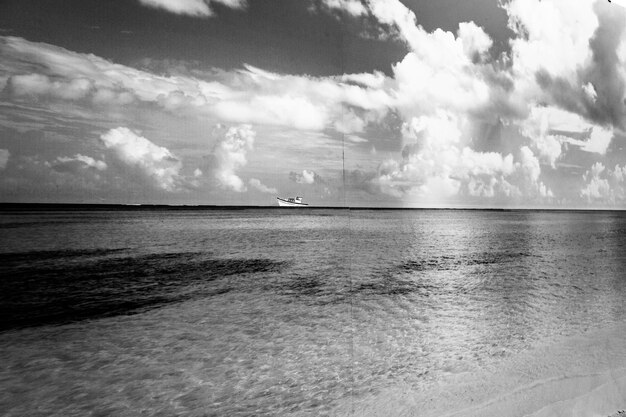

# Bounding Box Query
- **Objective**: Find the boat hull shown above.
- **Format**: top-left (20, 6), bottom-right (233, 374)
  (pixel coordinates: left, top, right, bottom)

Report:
top-left (277, 197), bottom-right (308, 207)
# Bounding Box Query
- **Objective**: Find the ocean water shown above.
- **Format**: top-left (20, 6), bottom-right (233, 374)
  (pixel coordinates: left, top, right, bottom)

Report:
top-left (1, 208), bottom-right (626, 416)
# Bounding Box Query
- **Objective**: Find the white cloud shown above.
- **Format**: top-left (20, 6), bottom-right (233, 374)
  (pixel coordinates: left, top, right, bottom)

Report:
top-left (1, 37), bottom-right (393, 133)
top-left (1, 37), bottom-right (201, 104)
top-left (581, 126), bottom-right (613, 154)
top-left (581, 162), bottom-right (611, 201)
top-left (290, 169), bottom-right (321, 185)
top-left (100, 127), bottom-right (182, 191)
top-left (53, 154), bottom-right (107, 171)
top-left (518, 106), bottom-right (564, 167)
top-left (376, 112), bottom-right (509, 200)
top-left (212, 95), bottom-right (329, 131)
top-left (213, 124), bottom-right (255, 192)
top-left (10, 74), bottom-right (93, 100)
top-left (137, 0), bottom-right (246, 17)
top-left (0, 149), bottom-right (9, 170)
top-left (506, 0), bottom-right (598, 82)
top-left (457, 21), bottom-right (493, 60)
top-left (580, 162), bottom-right (626, 203)
top-left (249, 178), bottom-right (277, 194)
top-left (373, 112), bottom-right (555, 203)
top-left (519, 106), bottom-right (615, 169)
top-left (4, 0), bottom-right (626, 206)
top-left (516, 146), bottom-right (541, 185)
top-left (583, 82), bottom-right (597, 102)
top-left (319, 0), bottom-right (367, 17)
top-left (341, 71), bottom-right (387, 89)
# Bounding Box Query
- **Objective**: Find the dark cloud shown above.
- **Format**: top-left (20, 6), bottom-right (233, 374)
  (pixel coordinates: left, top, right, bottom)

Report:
top-left (533, 5), bottom-right (626, 131)
top-left (343, 168), bottom-right (379, 195)
top-left (584, 3), bottom-right (626, 129)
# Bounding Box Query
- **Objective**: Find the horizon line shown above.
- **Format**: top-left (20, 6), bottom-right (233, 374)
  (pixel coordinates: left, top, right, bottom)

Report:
top-left (0, 202), bottom-right (625, 212)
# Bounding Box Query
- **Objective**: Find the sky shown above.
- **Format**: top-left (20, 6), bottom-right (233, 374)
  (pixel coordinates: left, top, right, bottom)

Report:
top-left (1, 0), bottom-right (626, 207)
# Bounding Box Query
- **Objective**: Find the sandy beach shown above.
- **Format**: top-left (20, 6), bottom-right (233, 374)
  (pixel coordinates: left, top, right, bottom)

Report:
top-left (339, 321), bottom-right (626, 417)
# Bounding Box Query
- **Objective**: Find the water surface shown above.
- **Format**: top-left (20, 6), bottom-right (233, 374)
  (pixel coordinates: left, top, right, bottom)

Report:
top-left (1, 209), bottom-right (625, 416)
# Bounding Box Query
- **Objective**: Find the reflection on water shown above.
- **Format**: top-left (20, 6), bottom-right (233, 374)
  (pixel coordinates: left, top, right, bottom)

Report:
top-left (0, 209), bottom-right (625, 416)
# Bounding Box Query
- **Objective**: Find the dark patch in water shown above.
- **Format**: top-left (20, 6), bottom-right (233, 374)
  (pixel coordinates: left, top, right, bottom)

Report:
top-left (0, 220), bottom-right (90, 229)
top-left (282, 276), bottom-right (325, 296)
top-left (398, 251), bottom-right (532, 272)
top-left (355, 278), bottom-right (436, 296)
top-left (0, 251), bottom-right (287, 331)
top-left (0, 248), bottom-right (131, 268)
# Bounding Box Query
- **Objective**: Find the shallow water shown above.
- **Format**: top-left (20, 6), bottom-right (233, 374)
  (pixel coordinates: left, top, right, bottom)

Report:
top-left (1, 209), bottom-right (625, 416)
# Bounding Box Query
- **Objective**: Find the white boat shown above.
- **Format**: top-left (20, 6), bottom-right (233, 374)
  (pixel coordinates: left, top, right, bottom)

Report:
top-left (276, 196), bottom-right (308, 207)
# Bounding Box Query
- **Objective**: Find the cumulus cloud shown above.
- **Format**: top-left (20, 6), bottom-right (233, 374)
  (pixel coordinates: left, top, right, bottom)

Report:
top-left (5, 0), bottom-right (626, 206)
top-left (213, 124), bottom-right (255, 192)
top-left (520, 106), bottom-right (615, 163)
top-left (248, 178), bottom-right (277, 194)
top-left (457, 21), bottom-right (493, 61)
top-left (373, 111), bottom-right (553, 204)
top-left (506, 0), bottom-right (598, 82)
top-left (579, 162), bottom-right (626, 203)
top-left (0, 149), bottom-right (9, 170)
top-left (51, 154), bottom-right (107, 173)
top-left (100, 127), bottom-right (182, 191)
top-left (506, 0), bottom-right (626, 130)
top-left (289, 169), bottom-right (323, 185)
top-left (137, 0), bottom-right (246, 17)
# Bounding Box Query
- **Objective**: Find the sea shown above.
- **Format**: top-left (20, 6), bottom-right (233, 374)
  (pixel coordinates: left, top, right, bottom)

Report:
top-left (1, 208), bottom-right (626, 416)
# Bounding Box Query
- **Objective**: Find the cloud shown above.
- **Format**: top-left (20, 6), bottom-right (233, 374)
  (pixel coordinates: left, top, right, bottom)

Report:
top-left (1, 37), bottom-right (392, 133)
top-left (457, 21), bottom-right (493, 61)
top-left (51, 154), bottom-right (107, 173)
top-left (317, 0), bottom-right (368, 17)
top-left (137, 0), bottom-right (246, 17)
top-left (248, 178), bottom-right (277, 194)
top-left (520, 106), bottom-right (614, 163)
top-left (289, 169), bottom-right (323, 184)
top-left (341, 71), bottom-right (386, 89)
top-left (0, 36), bottom-right (199, 104)
top-left (580, 126), bottom-right (613, 154)
top-left (9, 73), bottom-right (93, 100)
top-left (7, 72), bottom-right (137, 107)
top-left (506, 0), bottom-right (598, 82)
top-left (0, 149), bottom-right (9, 169)
top-left (373, 111), bottom-right (553, 204)
top-left (579, 162), bottom-right (626, 203)
top-left (213, 124), bottom-right (255, 192)
top-left (506, 0), bottom-right (626, 130)
top-left (212, 95), bottom-right (329, 131)
top-left (100, 127), bottom-right (182, 191)
top-left (4, 0), bottom-right (626, 206)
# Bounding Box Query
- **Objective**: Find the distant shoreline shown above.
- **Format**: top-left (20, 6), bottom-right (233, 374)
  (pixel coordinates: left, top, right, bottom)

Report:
top-left (0, 202), bottom-right (625, 212)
